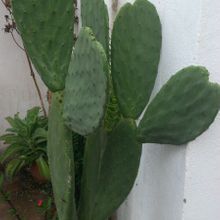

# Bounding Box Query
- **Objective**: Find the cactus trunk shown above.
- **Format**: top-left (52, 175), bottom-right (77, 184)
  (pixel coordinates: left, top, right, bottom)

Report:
top-left (47, 92), bottom-right (77, 220)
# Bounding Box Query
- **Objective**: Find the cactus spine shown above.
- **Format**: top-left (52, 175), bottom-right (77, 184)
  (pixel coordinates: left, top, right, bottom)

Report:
top-left (12, 0), bottom-right (220, 219)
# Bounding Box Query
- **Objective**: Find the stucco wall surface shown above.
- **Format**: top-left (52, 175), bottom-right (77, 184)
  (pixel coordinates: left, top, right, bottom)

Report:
top-left (1, 0), bottom-right (220, 220)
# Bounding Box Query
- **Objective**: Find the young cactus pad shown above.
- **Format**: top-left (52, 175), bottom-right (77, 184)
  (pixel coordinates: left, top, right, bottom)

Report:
top-left (111, 0), bottom-right (162, 119)
top-left (81, 0), bottom-right (109, 55)
top-left (137, 66), bottom-right (220, 145)
top-left (63, 27), bottom-right (108, 136)
top-left (12, 0), bottom-right (74, 91)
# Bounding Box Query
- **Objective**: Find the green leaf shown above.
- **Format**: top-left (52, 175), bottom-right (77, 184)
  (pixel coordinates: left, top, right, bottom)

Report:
top-left (0, 134), bottom-right (24, 145)
top-left (26, 107), bottom-right (41, 134)
top-left (36, 156), bottom-right (50, 180)
top-left (0, 145), bottom-right (24, 163)
top-left (35, 139), bottom-right (47, 145)
top-left (33, 128), bottom-right (47, 140)
top-left (137, 66), bottom-right (220, 145)
top-left (26, 107), bottom-right (40, 124)
top-left (6, 114), bottom-right (28, 137)
top-left (33, 147), bottom-right (47, 155)
top-left (37, 116), bottom-right (48, 129)
top-left (111, 0), bottom-right (162, 119)
top-left (5, 128), bottom-right (16, 133)
top-left (5, 116), bottom-right (18, 129)
top-left (5, 159), bottom-right (25, 179)
top-left (79, 119), bottom-right (142, 220)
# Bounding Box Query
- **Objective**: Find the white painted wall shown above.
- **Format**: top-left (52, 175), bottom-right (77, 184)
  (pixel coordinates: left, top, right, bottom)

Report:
top-left (1, 0), bottom-right (220, 219)
top-left (182, 1), bottom-right (220, 219)
top-left (104, 0), bottom-right (220, 220)
top-left (0, 3), bottom-right (47, 146)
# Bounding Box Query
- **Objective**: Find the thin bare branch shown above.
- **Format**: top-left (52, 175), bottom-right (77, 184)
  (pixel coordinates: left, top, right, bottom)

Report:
top-left (24, 50), bottom-right (47, 117)
top-left (10, 31), bottom-right (24, 51)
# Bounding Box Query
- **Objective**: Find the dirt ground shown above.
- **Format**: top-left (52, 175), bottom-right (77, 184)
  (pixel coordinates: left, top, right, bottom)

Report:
top-left (0, 174), bottom-right (53, 220)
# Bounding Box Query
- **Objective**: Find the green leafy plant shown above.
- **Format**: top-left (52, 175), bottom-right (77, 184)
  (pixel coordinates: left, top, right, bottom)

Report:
top-left (11, 0), bottom-right (220, 220)
top-left (0, 107), bottom-right (50, 180)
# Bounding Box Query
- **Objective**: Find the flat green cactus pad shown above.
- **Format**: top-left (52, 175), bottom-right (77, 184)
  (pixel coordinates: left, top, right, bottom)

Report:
top-left (47, 92), bottom-right (77, 220)
top-left (78, 119), bottom-right (142, 220)
top-left (12, 0), bottom-right (74, 91)
top-left (81, 0), bottom-right (109, 55)
top-left (63, 27), bottom-right (108, 136)
top-left (111, 0), bottom-right (162, 119)
top-left (137, 66), bottom-right (220, 145)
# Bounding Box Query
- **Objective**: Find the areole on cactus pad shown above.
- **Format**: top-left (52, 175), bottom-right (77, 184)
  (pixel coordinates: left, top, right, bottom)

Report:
top-left (11, 0), bottom-right (220, 219)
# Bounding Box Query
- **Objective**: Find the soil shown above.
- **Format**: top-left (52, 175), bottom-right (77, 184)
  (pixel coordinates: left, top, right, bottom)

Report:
top-left (0, 171), bottom-right (54, 220)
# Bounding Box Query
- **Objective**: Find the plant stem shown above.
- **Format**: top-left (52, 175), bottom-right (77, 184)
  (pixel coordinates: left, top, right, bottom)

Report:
top-left (24, 50), bottom-right (47, 117)
top-left (0, 190), bottom-right (22, 220)
top-left (10, 31), bottom-right (24, 51)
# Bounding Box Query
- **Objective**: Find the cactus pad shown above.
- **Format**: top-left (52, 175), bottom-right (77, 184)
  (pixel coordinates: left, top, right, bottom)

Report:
top-left (81, 0), bottom-right (109, 55)
top-left (47, 92), bottom-right (77, 220)
top-left (63, 27), bottom-right (108, 136)
top-left (79, 119), bottom-right (142, 220)
top-left (111, 0), bottom-right (162, 119)
top-left (12, 0), bottom-right (74, 91)
top-left (137, 66), bottom-right (220, 145)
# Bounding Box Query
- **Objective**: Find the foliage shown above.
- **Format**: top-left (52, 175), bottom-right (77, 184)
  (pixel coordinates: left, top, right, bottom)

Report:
top-left (0, 107), bottom-right (49, 180)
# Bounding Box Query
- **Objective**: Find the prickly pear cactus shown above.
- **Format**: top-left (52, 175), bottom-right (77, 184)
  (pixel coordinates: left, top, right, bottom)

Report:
top-left (12, 0), bottom-right (74, 91)
top-left (111, 0), bottom-right (162, 119)
top-left (137, 66), bottom-right (220, 145)
top-left (12, 0), bottom-right (220, 219)
top-left (78, 119), bottom-right (142, 220)
top-left (63, 27), bottom-right (109, 136)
